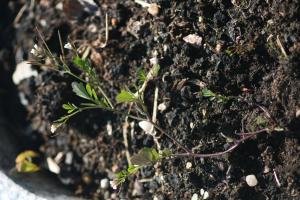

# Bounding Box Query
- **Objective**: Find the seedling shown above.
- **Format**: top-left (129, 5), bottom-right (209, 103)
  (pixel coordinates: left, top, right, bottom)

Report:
top-left (30, 30), bottom-right (282, 190)
top-left (202, 88), bottom-right (235, 103)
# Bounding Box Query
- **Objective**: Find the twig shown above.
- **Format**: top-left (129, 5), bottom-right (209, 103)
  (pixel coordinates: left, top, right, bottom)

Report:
top-left (273, 168), bottom-right (281, 187)
top-left (14, 4), bottom-right (27, 25)
top-left (152, 86), bottom-right (161, 151)
top-left (276, 35), bottom-right (288, 58)
top-left (122, 121), bottom-right (131, 165)
top-left (100, 13), bottom-right (109, 48)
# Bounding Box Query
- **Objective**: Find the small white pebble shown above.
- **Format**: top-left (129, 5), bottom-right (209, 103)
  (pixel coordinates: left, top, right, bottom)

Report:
top-left (190, 122), bottom-right (195, 129)
top-left (183, 34), bottom-right (202, 46)
top-left (12, 62), bottom-right (38, 85)
top-left (215, 43), bottom-right (222, 53)
top-left (147, 3), bottom-right (159, 16)
top-left (39, 19), bottom-right (47, 27)
top-left (158, 103), bottom-right (167, 112)
top-left (186, 162), bottom-right (192, 169)
top-left (65, 152), bottom-right (73, 165)
top-left (47, 157), bottom-right (60, 174)
top-left (199, 16), bottom-right (204, 23)
top-left (100, 178), bottom-right (109, 189)
top-left (246, 174), bottom-right (258, 187)
top-left (191, 193), bottom-right (198, 200)
top-left (64, 43), bottom-right (72, 50)
top-left (296, 109), bottom-right (300, 117)
top-left (203, 191), bottom-right (209, 199)
top-left (106, 121), bottom-right (112, 136)
top-left (153, 196), bottom-right (159, 200)
top-left (200, 188), bottom-right (205, 195)
top-left (55, 2), bottom-right (63, 10)
top-left (138, 121), bottom-right (154, 134)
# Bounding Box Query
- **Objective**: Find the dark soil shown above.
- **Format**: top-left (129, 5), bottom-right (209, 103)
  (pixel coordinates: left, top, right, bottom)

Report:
top-left (1, 0), bottom-right (300, 199)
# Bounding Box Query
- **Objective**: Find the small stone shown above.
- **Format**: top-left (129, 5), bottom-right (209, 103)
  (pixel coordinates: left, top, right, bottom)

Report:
top-left (138, 121), bottom-right (154, 134)
top-left (65, 152), bottom-right (73, 165)
top-left (186, 162), bottom-right (192, 169)
top-left (158, 103), bottom-right (167, 112)
top-left (106, 121), bottom-right (112, 136)
top-left (147, 3), bottom-right (159, 16)
top-left (12, 62), bottom-right (38, 85)
top-left (183, 34), bottom-right (202, 46)
top-left (215, 43), bottom-right (222, 53)
top-left (189, 122), bottom-right (195, 129)
top-left (100, 178), bottom-right (109, 189)
top-left (246, 174), bottom-right (258, 187)
top-left (200, 189), bottom-right (209, 199)
top-left (296, 109), bottom-right (300, 117)
top-left (191, 193), bottom-right (198, 200)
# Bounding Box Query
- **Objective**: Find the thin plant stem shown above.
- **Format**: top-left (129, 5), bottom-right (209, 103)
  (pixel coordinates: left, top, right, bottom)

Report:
top-left (172, 128), bottom-right (267, 158)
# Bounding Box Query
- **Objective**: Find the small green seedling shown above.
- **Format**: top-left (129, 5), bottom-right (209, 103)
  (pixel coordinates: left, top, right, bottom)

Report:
top-left (31, 30), bottom-right (281, 191)
top-left (202, 88), bottom-right (235, 103)
top-left (111, 147), bottom-right (171, 188)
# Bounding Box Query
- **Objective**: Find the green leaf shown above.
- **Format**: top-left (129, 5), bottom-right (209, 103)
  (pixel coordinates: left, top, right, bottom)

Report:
top-left (127, 165), bottom-right (139, 174)
top-left (62, 103), bottom-right (72, 110)
top-left (92, 89), bottom-right (99, 101)
top-left (151, 64), bottom-right (160, 77)
top-left (71, 82), bottom-right (91, 100)
top-left (130, 148), bottom-right (160, 166)
top-left (73, 56), bottom-right (90, 72)
top-left (86, 83), bottom-right (93, 98)
top-left (116, 89), bottom-right (137, 103)
top-left (161, 149), bottom-right (172, 158)
top-left (202, 88), bottom-right (216, 97)
top-left (137, 68), bottom-right (146, 85)
top-left (62, 103), bottom-right (77, 111)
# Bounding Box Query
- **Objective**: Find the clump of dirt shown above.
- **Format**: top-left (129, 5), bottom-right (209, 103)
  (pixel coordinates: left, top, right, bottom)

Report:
top-left (1, 0), bottom-right (300, 199)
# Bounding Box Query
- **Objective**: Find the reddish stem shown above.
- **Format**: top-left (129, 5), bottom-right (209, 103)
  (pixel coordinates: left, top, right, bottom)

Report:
top-left (172, 128), bottom-right (267, 158)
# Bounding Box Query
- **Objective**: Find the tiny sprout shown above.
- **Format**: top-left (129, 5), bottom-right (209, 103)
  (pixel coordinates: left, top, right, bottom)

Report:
top-left (64, 42), bottom-right (72, 50)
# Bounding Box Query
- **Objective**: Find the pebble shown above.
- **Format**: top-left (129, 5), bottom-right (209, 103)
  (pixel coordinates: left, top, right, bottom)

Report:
top-left (183, 34), bottom-right (202, 46)
top-left (191, 193), bottom-right (198, 200)
top-left (158, 103), bottom-right (167, 112)
top-left (200, 188), bottom-right (209, 199)
top-left (65, 152), bottom-right (73, 165)
top-left (296, 109), bottom-right (300, 117)
top-left (106, 121), bottom-right (112, 136)
top-left (138, 121), bottom-right (154, 134)
top-left (147, 4), bottom-right (159, 16)
top-left (186, 162), bottom-right (192, 169)
top-left (12, 62), bottom-right (38, 85)
top-left (100, 178), bottom-right (109, 189)
top-left (246, 174), bottom-right (258, 187)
